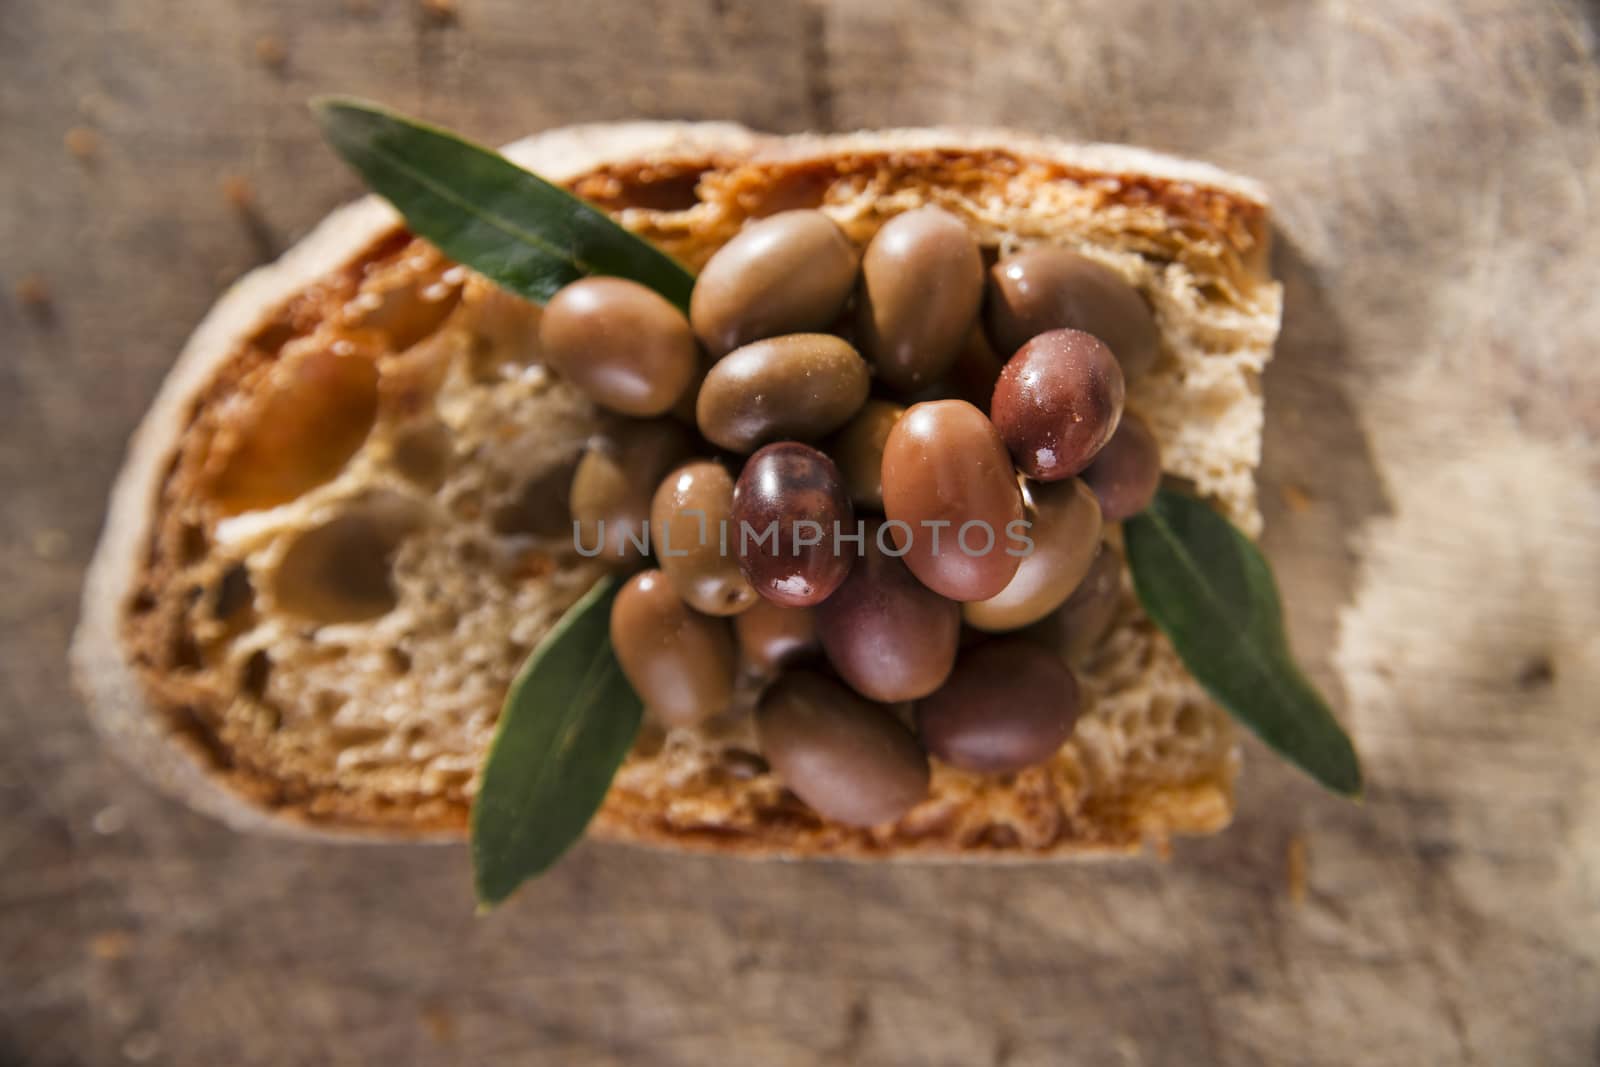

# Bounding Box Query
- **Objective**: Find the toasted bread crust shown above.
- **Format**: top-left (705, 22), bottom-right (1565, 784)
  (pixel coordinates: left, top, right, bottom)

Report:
top-left (74, 122), bottom-right (1277, 850)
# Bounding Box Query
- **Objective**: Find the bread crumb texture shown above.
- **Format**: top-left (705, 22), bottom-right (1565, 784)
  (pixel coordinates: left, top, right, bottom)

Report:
top-left (114, 130), bottom-right (1280, 854)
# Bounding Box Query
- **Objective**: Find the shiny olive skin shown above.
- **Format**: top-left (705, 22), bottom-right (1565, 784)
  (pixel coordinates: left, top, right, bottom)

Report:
top-left (991, 328), bottom-right (1125, 481)
top-left (1058, 542), bottom-right (1124, 661)
top-left (986, 247), bottom-right (1160, 381)
top-left (731, 443), bottom-right (855, 607)
top-left (735, 599), bottom-right (819, 674)
top-left (857, 207), bottom-right (984, 392)
top-left (817, 521), bottom-right (961, 702)
top-left (651, 461), bottom-right (759, 616)
top-left (696, 334), bottom-right (871, 453)
top-left (964, 477), bottom-right (1103, 632)
top-left (690, 210), bottom-right (860, 357)
top-left (539, 277), bottom-right (699, 416)
top-left (757, 670), bottom-right (930, 827)
top-left (1080, 411), bottom-right (1162, 521)
top-left (570, 419), bottom-right (694, 563)
top-left (880, 399), bottom-right (1024, 602)
top-left (611, 570), bottom-right (737, 728)
top-left (915, 640), bottom-right (1081, 773)
top-left (826, 400), bottom-right (905, 510)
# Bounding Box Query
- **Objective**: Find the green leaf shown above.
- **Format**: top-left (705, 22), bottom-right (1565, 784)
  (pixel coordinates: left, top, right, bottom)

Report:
top-left (471, 576), bottom-right (643, 907)
top-left (1124, 488), bottom-right (1362, 797)
top-left (312, 97), bottom-right (696, 310)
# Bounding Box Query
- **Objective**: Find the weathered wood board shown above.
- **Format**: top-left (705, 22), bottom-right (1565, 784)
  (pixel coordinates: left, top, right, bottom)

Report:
top-left (1, 1), bottom-right (1596, 1064)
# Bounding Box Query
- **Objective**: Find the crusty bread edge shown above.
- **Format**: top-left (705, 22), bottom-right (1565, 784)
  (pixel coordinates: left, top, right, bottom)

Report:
top-left (72, 120), bottom-right (1265, 845)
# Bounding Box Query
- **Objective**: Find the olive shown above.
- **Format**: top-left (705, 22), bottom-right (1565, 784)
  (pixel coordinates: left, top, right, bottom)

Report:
top-left (570, 419), bottom-right (694, 563)
top-left (696, 334), bottom-right (870, 453)
top-left (915, 640), bottom-right (1081, 773)
top-left (1058, 542), bottom-right (1124, 661)
top-left (826, 400), bottom-right (904, 510)
top-left (650, 460), bottom-right (758, 616)
top-left (731, 443), bottom-right (854, 607)
top-left (990, 328), bottom-right (1125, 481)
top-left (944, 323), bottom-right (1005, 408)
top-left (817, 521), bottom-right (961, 702)
top-left (963, 477), bottom-right (1102, 632)
top-left (857, 207), bottom-right (984, 392)
top-left (880, 399), bottom-right (1024, 602)
top-left (1080, 411), bottom-right (1162, 521)
top-left (690, 210), bottom-right (860, 357)
top-left (985, 247), bottom-right (1160, 380)
top-left (735, 599), bottom-right (819, 675)
top-left (757, 670), bottom-right (930, 827)
top-left (610, 570), bottom-right (737, 728)
top-left (539, 277), bottom-right (699, 416)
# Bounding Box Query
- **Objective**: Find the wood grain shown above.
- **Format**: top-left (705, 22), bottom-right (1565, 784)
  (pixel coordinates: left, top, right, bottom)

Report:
top-left (2, 1), bottom-right (1597, 1064)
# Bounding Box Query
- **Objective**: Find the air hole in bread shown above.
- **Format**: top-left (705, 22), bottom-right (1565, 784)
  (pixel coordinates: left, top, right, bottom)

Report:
top-left (178, 523), bottom-right (208, 565)
top-left (743, 169), bottom-right (831, 217)
top-left (202, 339), bottom-right (381, 515)
top-left (342, 246), bottom-right (463, 353)
top-left (249, 318), bottom-right (297, 357)
top-left (489, 455), bottom-right (580, 539)
top-left (389, 421), bottom-right (455, 490)
top-left (269, 495), bottom-right (422, 623)
top-left (212, 564), bottom-right (254, 621)
top-left (241, 649), bottom-right (271, 700)
top-left (169, 629), bottom-right (202, 672)
top-left (386, 647), bottom-right (412, 676)
top-left (314, 690), bottom-right (347, 719)
top-left (1174, 703), bottom-right (1207, 739)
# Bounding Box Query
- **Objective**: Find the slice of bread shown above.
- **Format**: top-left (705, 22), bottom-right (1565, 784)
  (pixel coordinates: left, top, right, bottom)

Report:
top-left (72, 122), bottom-right (1281, 855)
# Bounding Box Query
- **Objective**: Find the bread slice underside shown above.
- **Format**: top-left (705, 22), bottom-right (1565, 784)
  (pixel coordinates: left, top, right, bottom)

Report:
top-left (73, 122), bottom-right (1282, 855)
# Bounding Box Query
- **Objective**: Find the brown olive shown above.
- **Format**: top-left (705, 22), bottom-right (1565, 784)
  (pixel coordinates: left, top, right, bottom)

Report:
top-left (963, 477), bottom-right (1102, 632)
top-left (1058, 542), bottom-right (1124, 661)
top-left (610, 569), bottom-right (737, 728)
top-left (826, 400), bottom-right (904, 510)
top-left (735, 599), bottom-right (819, 674)
top-left (696, 334), bottom-right (870, 453)
top-left (944, 323), bottom-right (1005, 408)
top-left (990, 328), bottom-right (1125, 481)
top-left (757, 670), bottom-right (930, 827)
top-left (1080, 411), bottom-right (1162, 521)
top-left (817, 521), bottom-right (961, 702)
top-left (731, 443), bottom-right (854, 607)
top-left (857, 207), bottom-right (984, 392)
top-left (690, 210), bottom-right (860, 357)
top-left (986, 247), bottom-right (1160, 380)
top-left (650, 460), bottom-right (758, 616)
top-left (570, 419), bottom-right (694, 563)
top-left (880, 399), bottom-right (1024, 602)
top-left (915, 640), bottom-right (1081, 773)
top-left (539, 277), bottom-right (700, 416)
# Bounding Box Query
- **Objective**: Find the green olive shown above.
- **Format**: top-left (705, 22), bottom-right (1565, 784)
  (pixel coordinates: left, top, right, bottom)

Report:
top-left (695, 333), bottom-right (870, 453)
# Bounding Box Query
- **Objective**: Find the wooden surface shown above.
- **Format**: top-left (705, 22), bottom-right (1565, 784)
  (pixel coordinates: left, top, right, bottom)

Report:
top-left (3, 1), bottom-right (1597, 1064)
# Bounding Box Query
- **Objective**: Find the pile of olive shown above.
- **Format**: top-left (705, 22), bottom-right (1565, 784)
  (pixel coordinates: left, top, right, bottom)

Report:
top-left (542, 206), bottom-right (1164, 828)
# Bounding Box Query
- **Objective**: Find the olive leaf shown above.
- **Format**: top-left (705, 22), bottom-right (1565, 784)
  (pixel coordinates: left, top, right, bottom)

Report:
top-left (1124, 488), bottom-right (1362, 797)
top-left (471, 576), bottom-right (643, 908)
top-left (312, 97), bottom-right (696, 310)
